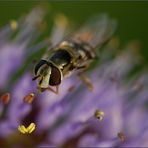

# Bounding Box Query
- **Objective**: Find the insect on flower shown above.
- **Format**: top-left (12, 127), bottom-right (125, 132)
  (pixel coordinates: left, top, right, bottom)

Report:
top-left (33, 14), bottom-right (117, 94)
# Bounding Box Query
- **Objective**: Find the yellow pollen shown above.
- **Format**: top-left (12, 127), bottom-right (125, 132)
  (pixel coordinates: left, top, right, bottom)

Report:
top-left (0, 93), bottom-right (10, 105)
top-left (117, 132), bottom-right (126, 142)
top-left (18, 123), bottom-right (36, 134)
top-left (10, 20), bottom-right (18, 31)
top-left (94, 109), bottom-right (105, 121)
top-left (23, 93), bottom-right (35, 104)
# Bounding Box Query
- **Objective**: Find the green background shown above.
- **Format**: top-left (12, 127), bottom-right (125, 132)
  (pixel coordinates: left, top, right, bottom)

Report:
top-left (0, 1), bottom-right (148, 63)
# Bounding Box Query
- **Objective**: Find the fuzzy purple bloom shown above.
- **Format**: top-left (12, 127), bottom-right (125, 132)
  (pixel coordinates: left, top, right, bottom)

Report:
top-left (0, 7), bottom-right (148, 148)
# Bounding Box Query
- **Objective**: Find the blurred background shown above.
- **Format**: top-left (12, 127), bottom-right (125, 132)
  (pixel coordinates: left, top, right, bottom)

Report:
top-left (0, 1), bottom-right (148, 63)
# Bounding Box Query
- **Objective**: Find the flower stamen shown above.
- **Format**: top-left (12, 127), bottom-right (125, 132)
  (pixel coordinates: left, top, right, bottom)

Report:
top-left (18, 123), bottom-right (36, 134)
top-left (23, 93), bottom-right (35, 104)
top-left (0, 93), bottom-right (10, 105)
top-left (10, 20), bottom-right (18, 31)
top-left (94, 109), bottom-right (105, 121)
top-left (68, 85), bottom-right (76, 92)
top-left (117, 132), bottom-right (126, 142)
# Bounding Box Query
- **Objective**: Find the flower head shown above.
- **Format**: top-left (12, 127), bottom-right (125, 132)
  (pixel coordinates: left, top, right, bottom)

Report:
top-left (0, 6), bottom-right (148, 148)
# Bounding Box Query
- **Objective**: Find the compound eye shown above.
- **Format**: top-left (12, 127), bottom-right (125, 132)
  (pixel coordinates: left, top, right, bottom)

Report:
top-left (34, 60), bottom-right (48, 75)
top-left (49, 66), bottom-right (61, 86)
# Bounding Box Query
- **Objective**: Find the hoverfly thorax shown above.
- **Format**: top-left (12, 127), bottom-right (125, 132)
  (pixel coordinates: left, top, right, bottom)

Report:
top-left (33, 59), bottom-right (62, 90)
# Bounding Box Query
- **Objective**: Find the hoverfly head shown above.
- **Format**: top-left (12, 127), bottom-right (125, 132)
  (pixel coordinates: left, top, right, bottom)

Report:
top-left (33, 60), bottom-right (62, 90)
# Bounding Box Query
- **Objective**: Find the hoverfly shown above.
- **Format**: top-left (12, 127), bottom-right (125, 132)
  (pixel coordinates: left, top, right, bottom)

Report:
top-left (33, 14), bottom-right (117, 94)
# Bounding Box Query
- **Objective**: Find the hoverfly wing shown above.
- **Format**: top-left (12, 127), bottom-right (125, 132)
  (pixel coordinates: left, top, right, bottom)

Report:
top-left (43, 14), bottom-right (116, 59)
top-left (42, 14), bottom-right (72, 59)
top-left (50, 13), bottom-right (71, 47)
top-left (71, 14), bottom-right (117, 49)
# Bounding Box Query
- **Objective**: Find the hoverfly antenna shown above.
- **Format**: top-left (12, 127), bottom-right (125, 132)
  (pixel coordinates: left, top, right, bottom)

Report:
top-left (32, 75), bottom-right (40, 81)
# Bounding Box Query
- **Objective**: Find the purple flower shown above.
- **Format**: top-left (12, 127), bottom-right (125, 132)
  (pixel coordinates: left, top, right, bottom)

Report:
top-left (0, 7), bottom-right (148, 148)
top-left (0, 6), bottom-right (47, 89)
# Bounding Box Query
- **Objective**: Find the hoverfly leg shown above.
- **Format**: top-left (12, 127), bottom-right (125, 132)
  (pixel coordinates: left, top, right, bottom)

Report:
top-left (77, 64), bottom-right (93, 91)
top-left (76, 65), bottom-right (87, 70)
top-left (78, 72), bottom-right (93, 92)
top-left (46, 87), bottom-right (56, 93)
top-left (46, 85), bottom-right (59, 95)
top-left (77, 63), bottom-right (90, 70)
top-left (55, 85), bottom-right (59, 94)
top-left (38, 85), bottom-right (59, 95)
